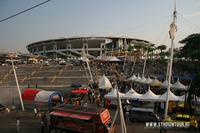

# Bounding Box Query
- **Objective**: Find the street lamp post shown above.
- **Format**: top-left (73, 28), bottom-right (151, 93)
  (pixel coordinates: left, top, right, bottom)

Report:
top-left (164, 2), bottom-right (177, 118)
top-left (11, 58), bottom-right (25, 111)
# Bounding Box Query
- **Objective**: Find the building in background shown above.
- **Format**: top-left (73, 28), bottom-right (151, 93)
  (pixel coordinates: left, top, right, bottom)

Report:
top-left (26, 37), bottom-right (150, 58)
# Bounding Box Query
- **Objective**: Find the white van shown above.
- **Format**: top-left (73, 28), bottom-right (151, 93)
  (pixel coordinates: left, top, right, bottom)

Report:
top-left (129, 107), bottom-right (160, 122)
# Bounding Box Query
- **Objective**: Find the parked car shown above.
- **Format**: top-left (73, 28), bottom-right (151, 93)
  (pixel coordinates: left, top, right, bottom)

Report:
top-left (129, 107), bottom-right (160, 122)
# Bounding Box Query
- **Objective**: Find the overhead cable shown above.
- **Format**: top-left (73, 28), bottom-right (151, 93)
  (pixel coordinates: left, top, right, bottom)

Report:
top-left (0, 0), bottom-right (51, 23)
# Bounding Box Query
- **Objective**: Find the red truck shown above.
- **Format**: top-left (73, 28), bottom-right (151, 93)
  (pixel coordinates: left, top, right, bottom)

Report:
top-left (48, 104), bottom-right (116, 133)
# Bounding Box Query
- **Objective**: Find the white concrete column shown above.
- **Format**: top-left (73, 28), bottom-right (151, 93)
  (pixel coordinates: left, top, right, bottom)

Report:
top-left (67, 44), bottom-right (71, 49)
top-left (43, 46), bottom-right (46, 56)
top-left (83, 43), bottom-right (88, 55)
top-left (53, 45), bottom-right (57, 59)
top-left (100, 42), bottom-right (105, 56)
top-left (117, 39), bottom-right (123, 52)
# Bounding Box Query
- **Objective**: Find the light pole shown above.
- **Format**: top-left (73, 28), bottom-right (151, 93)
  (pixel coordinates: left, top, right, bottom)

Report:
top-left (11, 58), bottom-right (25, 111)
top-left (164, 1), bottom-right (177, 118)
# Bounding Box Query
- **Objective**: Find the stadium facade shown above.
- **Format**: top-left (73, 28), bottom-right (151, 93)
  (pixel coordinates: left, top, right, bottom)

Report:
top-left (26, 37), bottom-right (150, 58)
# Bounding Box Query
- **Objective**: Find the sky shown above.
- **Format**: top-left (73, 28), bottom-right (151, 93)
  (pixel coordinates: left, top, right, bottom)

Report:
top-left (0, 0), bottom-right (200, 52)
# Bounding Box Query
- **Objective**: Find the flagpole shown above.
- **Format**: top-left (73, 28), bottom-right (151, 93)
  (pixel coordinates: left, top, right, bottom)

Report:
top-left (164, 0), bottom-right (177, 118)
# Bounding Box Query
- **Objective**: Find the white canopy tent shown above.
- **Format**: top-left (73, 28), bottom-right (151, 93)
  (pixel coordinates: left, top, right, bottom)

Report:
top-left (171, 79), bottom-right (188, 91)
top-left (104, 88), bottom-right (124, 99)
top-left (140, 89), bottom-right (161, 101)
top-left (123, 88), bottom-right (142, 99)
top-left (108, 56), bottom-right (121, 62)
top-left (159, 91), bottom-right (185, 101)
top-left (138, 76), bottom-right (147, 84)
top-left (134, 75), bottom-right (142, 83)
top-left (105, 88), bottom-right (185, 102)
top-left (144, 77), bottom-right (153, 85)
top-left (161, 80), bottom-right (172, 88)
top-left (127, 74), bottom-right (136, 81)
top-left (98, 75), bottom-right (112, 90)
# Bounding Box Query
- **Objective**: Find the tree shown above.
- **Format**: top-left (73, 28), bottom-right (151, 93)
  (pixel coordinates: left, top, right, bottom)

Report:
top-left (179, 33), bottom-right (200, 60)
top-left (148, 44), bottom-right (156, 59)
top-left (156, 45), bottom-right (167, 59)
top-left (156, 45), bottom-right (167, 54)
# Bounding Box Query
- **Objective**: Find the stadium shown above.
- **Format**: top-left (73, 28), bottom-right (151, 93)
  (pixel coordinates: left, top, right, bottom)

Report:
top-left (26, 37), bottom-right (150, 58)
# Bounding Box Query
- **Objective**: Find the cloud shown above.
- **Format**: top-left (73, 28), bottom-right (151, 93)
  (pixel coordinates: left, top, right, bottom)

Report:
top-left (185, 11), bottom-right (200, 17)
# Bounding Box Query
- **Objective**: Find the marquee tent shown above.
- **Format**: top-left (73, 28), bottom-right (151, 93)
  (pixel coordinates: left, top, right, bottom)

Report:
top-left (144, 77), bottom-right (153, 85)
top-left (98, 75), bottom-right (112, 90)
top-left (123, 88), bottom-right (142, 99)
top-left (138, 76), bottom-right (147, 84)
top-left (171, 79), bottom-right (188, 91)
top-left (159, 91), bottom-right (185, 101)
top-left (104, 88), bottom-right (124, 99)
top-left (105, 88), bottom-right (185, 102)
top-left (135, 75), bottom-right (142, 82)
top-left (161, 80), bottom-right (172, 88)
top-left (108, 56), bottom-right (121, 62)
top-left (140, 89), bottom-right (161, 101)
top-left (127, 74), bottom-right (136, 81)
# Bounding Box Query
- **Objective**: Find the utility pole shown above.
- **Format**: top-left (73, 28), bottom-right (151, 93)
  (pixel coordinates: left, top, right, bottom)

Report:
top-left (164, 0), bottom-right (177, 118)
